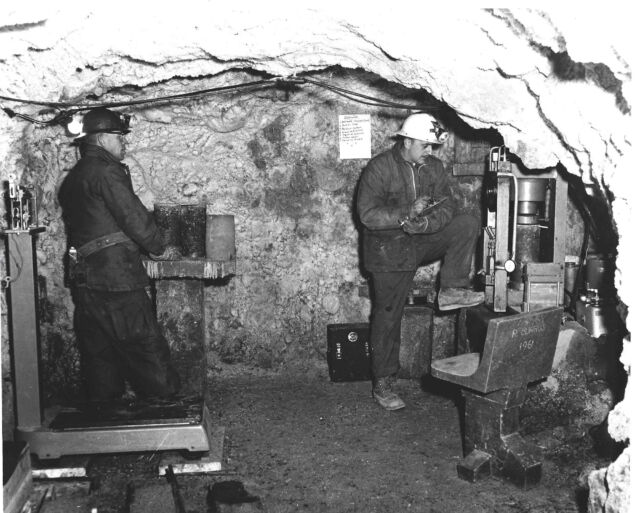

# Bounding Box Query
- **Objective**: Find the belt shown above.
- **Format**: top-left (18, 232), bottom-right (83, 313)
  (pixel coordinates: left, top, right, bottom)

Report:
top-left (77, 231), bottom-right (132, 258)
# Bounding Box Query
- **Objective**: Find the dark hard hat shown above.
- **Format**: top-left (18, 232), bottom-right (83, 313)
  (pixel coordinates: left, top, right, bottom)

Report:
top-left (82, 107), bottom-right (130, 136)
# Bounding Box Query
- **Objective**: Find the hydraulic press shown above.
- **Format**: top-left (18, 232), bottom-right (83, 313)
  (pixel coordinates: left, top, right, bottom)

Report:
top-left (482, 146), bottom-right (568, 313)
top-left (431, 146), bottom-right (568, 486)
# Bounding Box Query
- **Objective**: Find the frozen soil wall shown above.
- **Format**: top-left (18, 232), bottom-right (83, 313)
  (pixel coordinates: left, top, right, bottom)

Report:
top-left (0, 6), bottom-right (634, 512)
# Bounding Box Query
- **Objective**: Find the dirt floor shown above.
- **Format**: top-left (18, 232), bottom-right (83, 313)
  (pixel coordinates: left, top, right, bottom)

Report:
top-left (31, 373), bottom-right (616, 513)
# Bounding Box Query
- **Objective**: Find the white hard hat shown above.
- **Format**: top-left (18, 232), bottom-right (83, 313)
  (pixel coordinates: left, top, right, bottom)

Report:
top-left (395, 113), bottom-right (449, 144)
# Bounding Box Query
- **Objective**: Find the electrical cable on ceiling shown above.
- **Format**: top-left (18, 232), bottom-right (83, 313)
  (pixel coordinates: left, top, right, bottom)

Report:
top-left (302, 77), bottom-right (439, 111)
top-left (0, 75), bottom-right (440, 129)
top-left (1, 79), bottom-right (274, 110)
top-left (1, 79), bottom-right (276, 127)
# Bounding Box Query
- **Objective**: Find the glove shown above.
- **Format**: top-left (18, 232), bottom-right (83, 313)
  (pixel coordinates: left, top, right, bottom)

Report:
top-left (401, 217), bottom-right (429, 234)
top-left (149, 245), bottom-right (182, 261)
top-left (409, 195), bottom-right (431, 218)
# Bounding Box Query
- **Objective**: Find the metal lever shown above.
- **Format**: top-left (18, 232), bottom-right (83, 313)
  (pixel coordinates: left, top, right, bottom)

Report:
top-left (165, 465), bottom-right (187, 513)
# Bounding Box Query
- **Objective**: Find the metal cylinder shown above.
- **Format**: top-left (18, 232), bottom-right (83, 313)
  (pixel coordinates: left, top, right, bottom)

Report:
top-left (517, 201), bottom-right (539, 216)
top-left (180, 204), bottom-right (206, 258)
top-left (516, 214), bottom-right (539, 225)
top-left (206, 214), bottom-right (236, 261)
top-left (517, 178), bottom-right (547, 202)
top-left (585, 255), bottom-right (614, 294)
top-left (510, 224), bottom-right (542, 288)
top-left (516, 179), bottom-right (548, 225)
top-left (564, 261), bottom-right (578, 306)
top-left (576, 299), bottom-right (617, 338)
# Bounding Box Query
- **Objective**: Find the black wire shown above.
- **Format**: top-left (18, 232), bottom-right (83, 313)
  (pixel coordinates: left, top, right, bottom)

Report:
top-left (0, 80), bottom-right (275, 126)
top-left (309, 86), bottom-right (407, 109)
top-left (0, 79), bottom-right (273, 110)
top-left (302, 77), bottom-right (439, 111)
top-left (1, 75), bottom-right (441, 127)
top-left (1, 105), bottom-right (75, 126)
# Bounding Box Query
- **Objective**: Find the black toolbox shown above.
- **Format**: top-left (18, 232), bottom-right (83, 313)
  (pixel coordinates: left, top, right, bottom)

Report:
top-left (326, 323), bottom-right (372, 382)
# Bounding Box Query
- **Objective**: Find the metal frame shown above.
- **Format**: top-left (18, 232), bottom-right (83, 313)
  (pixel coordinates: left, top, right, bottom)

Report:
top-left (17, 405), bottom-right (213, 460)
top-left (482, 147), bottom-right (568, 313)
top-left (4, 229), bottom-right (217, 460)
top-left (4, 229), bottom-right (44, 431)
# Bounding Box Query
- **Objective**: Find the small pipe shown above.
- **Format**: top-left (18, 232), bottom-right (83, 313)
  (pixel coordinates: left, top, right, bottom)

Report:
top-left (497, 172), bottom-right (518, 260)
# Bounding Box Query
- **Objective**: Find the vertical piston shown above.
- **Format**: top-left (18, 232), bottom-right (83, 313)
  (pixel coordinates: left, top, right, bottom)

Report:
top-left (516, 178), bottom-right (548, 225)
top-left (511, 224), bottom-right (542, 289)
top-left (509, 178), bottom-right (549, 289)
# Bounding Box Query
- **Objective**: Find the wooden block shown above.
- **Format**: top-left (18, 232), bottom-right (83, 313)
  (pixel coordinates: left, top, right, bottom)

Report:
top-left (500, 434), bottom-right (543, 489)
top-left (31, 455), bottom-right (90, 479)
top-left (158, 426), bottom-right (225, 475)
top-left (143, 258), bottom-right (235, 279)
top-left (452, 162), bottom-right (486, 176)
top-left (457, 449), bottom-right (492, 482)
top-left (399, 305), bottom-right (433, 379)
top-left (156, 279), bottom-right (205, 396)
top-left (33, 478), bottom-right (92, 498)
top-left (3, 441), bottom-right (32, 513)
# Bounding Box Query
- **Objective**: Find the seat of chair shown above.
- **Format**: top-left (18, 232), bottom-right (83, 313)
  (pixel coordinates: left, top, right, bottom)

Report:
top-left (430, 305), bottom-right (563, 394)
top-left (431, 353), bottom-right (481, 388)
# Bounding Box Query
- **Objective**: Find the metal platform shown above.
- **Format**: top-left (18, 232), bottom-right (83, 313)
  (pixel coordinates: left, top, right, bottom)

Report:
top-left (4, 230), bottom-right (228, 471)
top-left (17, 397), bottom-right (216, 461)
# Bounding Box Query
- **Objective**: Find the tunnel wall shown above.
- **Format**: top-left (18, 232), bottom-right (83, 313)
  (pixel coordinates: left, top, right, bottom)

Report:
top-left (0, 7), bottom-right (633, 511)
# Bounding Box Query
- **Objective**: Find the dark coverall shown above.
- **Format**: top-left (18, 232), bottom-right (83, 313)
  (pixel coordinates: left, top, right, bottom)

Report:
top-left (58, 144), bottom-right (179, 402)
top-left (356, 142), bottom-right (480, 379)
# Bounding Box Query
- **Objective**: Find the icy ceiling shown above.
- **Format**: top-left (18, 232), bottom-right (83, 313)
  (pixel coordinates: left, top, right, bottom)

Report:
top-left (0, 5), bottom-right (635, 308)
top-left (0, 5), bottom-right (636, 506)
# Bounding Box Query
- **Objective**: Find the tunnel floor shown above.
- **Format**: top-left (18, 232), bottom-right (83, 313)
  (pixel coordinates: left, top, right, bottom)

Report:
top-left (40, 373), bottom-right (612, 512)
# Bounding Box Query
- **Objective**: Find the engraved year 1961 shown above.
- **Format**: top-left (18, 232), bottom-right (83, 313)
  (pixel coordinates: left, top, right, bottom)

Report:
top-left (519, 339), bottom-right (535, 351)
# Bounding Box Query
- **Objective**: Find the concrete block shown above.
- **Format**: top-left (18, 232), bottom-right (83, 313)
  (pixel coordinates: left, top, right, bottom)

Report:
top-left (158, 426), bottom-right (225, 475)
top-left (456, 449), bottom-right (492, 482)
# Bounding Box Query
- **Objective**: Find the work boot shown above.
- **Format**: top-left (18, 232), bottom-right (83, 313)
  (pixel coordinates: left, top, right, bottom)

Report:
top-left (372, 376), bottom-right (405, 411)
top-left (437, 287), bottom-right (484, 311)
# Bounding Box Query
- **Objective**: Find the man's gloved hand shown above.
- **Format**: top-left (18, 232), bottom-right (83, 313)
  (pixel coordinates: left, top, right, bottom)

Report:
top-left (149, 245), bottom-right (182, 261)
top-left (409, 195), bottom-right (431, 219)
top-left (401, 217), bottom-right (429, 234)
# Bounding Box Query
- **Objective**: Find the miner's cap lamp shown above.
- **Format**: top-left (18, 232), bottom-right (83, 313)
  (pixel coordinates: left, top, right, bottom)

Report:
top-left (79, 107), bottom-right (131, 138)
top-left (395, 113), bottom-right (449, 145)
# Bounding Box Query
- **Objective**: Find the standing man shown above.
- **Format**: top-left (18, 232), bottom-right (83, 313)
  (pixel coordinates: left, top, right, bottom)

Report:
top-left (59, 107), bottom-right (180, 404)
top-left (357, 112), bottom-right (483, 411)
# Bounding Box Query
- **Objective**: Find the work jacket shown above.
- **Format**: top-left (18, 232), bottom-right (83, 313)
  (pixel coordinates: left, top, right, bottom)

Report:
top-left (356, 143), bottom-right (455, 272)
top-left (58, 144), bottom-right (164, 291)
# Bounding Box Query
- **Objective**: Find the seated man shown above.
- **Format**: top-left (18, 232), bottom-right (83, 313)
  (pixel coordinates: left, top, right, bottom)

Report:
top-left (356, 112), bottom-right (483, 411)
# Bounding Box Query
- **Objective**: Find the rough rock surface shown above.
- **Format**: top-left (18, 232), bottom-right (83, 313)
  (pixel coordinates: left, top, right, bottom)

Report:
top-left (0, 6), bottom-right (634, 512)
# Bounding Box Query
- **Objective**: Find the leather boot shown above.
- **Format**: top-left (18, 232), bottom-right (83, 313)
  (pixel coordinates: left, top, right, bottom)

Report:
top-left (372, 376), bottom-right (405, 410)
top-left (437, 287), bottom-right (484, 311)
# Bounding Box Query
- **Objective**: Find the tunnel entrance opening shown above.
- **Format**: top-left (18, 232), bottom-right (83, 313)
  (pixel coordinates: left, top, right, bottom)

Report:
top-left (2, 63), bottom-right (629, 512)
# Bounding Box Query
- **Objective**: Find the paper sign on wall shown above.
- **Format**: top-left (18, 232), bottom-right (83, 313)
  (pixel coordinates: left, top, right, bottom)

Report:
top-left (339, 114), bottom-right (371, 160)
